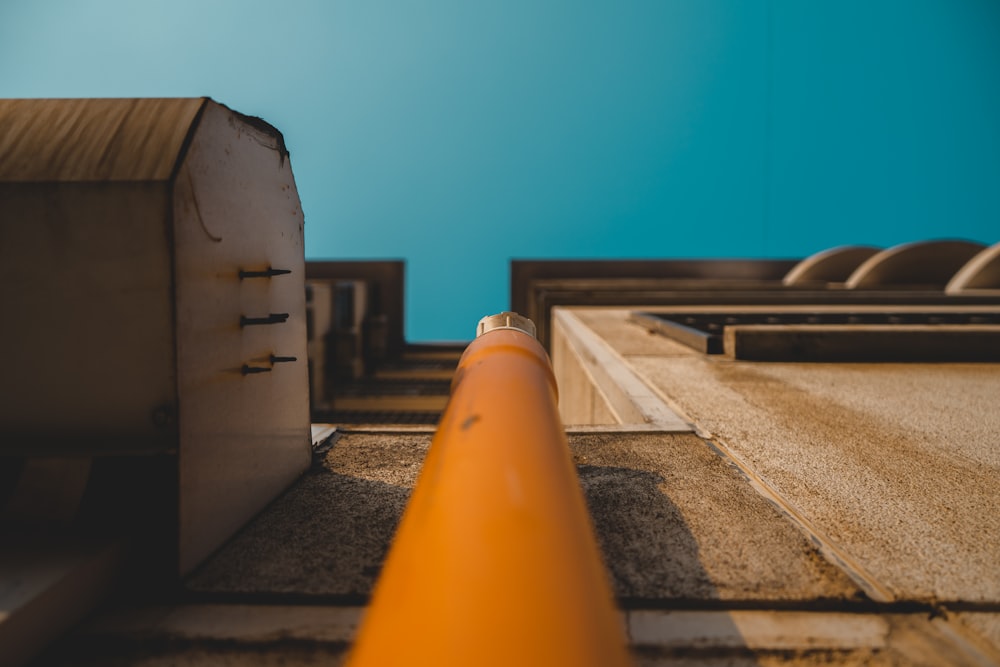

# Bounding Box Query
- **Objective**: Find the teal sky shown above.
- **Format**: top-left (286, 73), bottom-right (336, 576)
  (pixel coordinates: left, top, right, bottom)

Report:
top-left (2, 1), bottom-right (998, 340)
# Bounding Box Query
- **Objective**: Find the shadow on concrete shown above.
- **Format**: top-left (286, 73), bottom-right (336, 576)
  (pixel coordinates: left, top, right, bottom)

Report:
top-left (188, 457), bottom-right (727, 604)
top-left (578, 462), bottom-right (759, 665)
top-left (182, 431), bottom-right (759, 662)
top-left (183, 467), bottom-right (412, 603)
top-left (578, 463), bottom-right (720, 605)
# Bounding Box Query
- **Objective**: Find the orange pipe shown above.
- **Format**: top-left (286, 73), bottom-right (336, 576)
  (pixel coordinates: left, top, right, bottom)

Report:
top-left (347, 313), bottom-right (631, 667)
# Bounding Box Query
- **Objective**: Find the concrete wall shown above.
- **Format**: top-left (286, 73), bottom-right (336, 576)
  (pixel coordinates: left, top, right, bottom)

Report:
top-left (551, 320), bottom-right (617, 427)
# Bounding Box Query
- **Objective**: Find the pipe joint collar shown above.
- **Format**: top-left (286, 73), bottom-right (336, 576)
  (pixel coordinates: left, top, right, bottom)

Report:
top-left (476, 312), bottom-right (536, 339)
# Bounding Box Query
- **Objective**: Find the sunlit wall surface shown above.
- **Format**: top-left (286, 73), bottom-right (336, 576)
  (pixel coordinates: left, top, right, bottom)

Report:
top-left (2, 1), bottom-right (998, 339)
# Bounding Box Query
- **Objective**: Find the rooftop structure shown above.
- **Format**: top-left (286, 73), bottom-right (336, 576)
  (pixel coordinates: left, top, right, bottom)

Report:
top-left (3, 98), bottom-right (1000, 666)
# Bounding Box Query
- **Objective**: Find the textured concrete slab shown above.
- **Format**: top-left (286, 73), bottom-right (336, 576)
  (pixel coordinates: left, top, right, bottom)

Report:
top-left (80, 604), bottom-right (361, 643)
top-left (572, 307), bottom-right (700, 357)
top-left (574, 433), bottom-right (860, 603)
top-left (576, 308), bottom-right (1000, 604)
top-left (36, 418), bottom-right (996, 665)
top-left (41, 605), bottom-right (997, 666)
top-left (627, 355), bottom-right (1000, 604)
top-left (552, 322), bottom-right (619, 425)
top-left (629, 610), bottom-right (891, 652)
top-left (186, 430), bottom-right (859, 605)
top-left (184, 432), bottom-right (429, 599)
top-left (628, 610), bottom-right (997, 666)
top-left (36, 642), bottom-right (349, 666)
top-left (0, 537), bottom-right (124, 667)
top-left (554, 309), bottom-right (692, 429)
top-left (958, 613), bottom-right (1000, 655)
top-left (33, 606), bottom-right (356, 667)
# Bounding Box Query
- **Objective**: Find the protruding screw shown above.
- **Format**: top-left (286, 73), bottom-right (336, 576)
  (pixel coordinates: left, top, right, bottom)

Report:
top-left (239, 267), bottom-right (292, 279)
top-left (241, 313), bottom-right (290, 327)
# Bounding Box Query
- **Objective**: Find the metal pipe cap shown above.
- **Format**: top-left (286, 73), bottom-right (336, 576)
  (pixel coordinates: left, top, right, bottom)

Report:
top-left (476, 312), bottom-right (537, 339)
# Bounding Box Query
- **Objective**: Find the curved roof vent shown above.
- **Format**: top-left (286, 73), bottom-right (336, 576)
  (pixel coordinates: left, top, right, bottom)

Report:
top-left (946, 241), bottom-right (1000, 294)
top-left (783, 245), bottom-right (881, 286)
top-left (844, 240), bottom-right (986, 289)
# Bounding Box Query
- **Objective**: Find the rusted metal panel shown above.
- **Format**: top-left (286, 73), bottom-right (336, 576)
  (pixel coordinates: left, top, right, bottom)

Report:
top-left (0, 98), bottom-right (205, 182)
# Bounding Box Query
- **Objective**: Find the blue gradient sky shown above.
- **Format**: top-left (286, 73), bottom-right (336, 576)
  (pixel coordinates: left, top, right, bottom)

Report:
top-left (2, 1), bottom-right (998, 340)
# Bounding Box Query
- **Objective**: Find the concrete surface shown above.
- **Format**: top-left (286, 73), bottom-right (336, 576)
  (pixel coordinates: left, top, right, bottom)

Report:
top-left (960, 613), bottom-right (1000, 653)
top-left (554, 310), bottom-right (691, 429)
top-left (35, 607), bottom-right (356, 665)
top-left (185, 430), bottom-right (858, 604)
top-left (552, 322), bottom-right (619, 425)
top-left (573, 432), bottom-right (859, 603)
top-left (185, 432), bottom-right (427, 599)
top-left (33, 308), bottom-right (1000, 663)
top-left (39, 604), bottom-right (998, 666)
top-left (570, 310), bottom-right (1000, 606)
top-left (628, 610), bottom-right (997, 666)
top-left (0, 537), bottom-right (124, 667)
top-left (35, 419), bottom-right (1000, 665)
top-left (38, 605), bottom-right (995, 667)
top-left (573, 307), bottom-right (696, 357)
top-left (627, 355), bottom-right (1000, 603)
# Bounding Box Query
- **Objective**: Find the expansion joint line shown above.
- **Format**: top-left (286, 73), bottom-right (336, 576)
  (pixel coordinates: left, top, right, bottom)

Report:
top-left (664, 402), bottom-right (1000, 665)
top-left (700, 433), bottom-right (895, 604)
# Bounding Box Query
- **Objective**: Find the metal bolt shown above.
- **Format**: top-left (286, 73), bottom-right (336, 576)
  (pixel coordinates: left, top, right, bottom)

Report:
top-left (240, 313), bottom-right (290, 327)
top-left (239, 267), bottom-right (292, 279)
